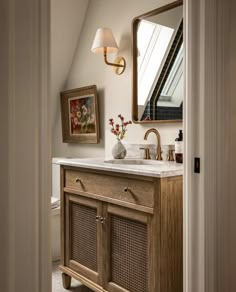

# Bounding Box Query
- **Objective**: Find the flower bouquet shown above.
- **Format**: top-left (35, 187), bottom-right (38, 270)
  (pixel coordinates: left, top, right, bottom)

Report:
top-left (109, 115), bottom-right (132, 158)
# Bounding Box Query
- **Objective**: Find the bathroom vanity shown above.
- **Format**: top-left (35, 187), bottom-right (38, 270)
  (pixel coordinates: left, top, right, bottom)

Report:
top-left (57, 158), bottom-right (183, 292)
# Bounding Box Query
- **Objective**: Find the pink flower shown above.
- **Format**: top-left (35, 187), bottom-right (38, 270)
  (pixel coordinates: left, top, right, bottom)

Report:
top-left (109, 115), bottom-right (132, 141)
top-left (118, 114), bottom-right (124, 121)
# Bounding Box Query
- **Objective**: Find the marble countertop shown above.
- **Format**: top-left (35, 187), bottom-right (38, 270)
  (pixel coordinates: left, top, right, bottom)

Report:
top-left (53, 157), bottom-right (183, 178)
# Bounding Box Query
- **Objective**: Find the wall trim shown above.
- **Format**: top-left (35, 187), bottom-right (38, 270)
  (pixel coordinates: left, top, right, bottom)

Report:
top-left (38, 0), bottom-right (51, 290)
top-left (184, 0), bottom-right (217, 291)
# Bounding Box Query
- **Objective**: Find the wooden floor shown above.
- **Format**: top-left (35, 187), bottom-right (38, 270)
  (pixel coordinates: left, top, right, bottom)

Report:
top-left (52, 261), bottom-right (93, 292)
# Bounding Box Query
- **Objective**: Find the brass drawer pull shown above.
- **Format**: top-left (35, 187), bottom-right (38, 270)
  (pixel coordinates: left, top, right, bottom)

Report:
top-left (124, 187), bottom-right (130, 192)
top-left (75, 177), bottom-right (81, 183)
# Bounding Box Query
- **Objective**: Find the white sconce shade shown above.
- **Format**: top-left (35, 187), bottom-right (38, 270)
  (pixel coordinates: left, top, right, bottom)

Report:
top-left (91, 27), bottom-right (126, 75)
top-left (91, 28), bottom-right (118, 54)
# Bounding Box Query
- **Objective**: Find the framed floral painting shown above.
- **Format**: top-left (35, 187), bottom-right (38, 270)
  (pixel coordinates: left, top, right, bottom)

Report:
top-left (60, 85), bottom-right (100, 143)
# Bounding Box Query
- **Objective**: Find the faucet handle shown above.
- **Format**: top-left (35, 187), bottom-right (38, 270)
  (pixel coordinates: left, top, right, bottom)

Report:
top-left (167, 149), bottom-right (175, 161)
top-left (139, 147), bottom-right (151, 159)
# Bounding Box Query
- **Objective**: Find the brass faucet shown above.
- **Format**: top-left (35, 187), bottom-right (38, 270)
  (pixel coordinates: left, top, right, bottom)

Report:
top-left (144, 128), bottom-right (162, 160)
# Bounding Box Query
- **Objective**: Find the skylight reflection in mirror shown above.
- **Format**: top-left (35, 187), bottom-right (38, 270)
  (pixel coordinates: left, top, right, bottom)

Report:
top-left (137, 21), bottom-right (174, 106)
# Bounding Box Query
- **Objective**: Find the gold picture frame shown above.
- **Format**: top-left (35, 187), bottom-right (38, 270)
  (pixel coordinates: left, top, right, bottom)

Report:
top-left (60, 85), bottom-right (100, 143)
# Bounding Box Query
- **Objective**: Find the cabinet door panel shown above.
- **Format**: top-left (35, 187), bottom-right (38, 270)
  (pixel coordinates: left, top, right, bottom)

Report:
top-left (105, 204), bottom-right (150, 292)
top-left (64, 193), bottom-right (103, 286)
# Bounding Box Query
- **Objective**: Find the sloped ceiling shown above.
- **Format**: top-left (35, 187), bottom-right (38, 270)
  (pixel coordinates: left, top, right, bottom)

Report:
top-left (51, 0), bottom-right (89, 133)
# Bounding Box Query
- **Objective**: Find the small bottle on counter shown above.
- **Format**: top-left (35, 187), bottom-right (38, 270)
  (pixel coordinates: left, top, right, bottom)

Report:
top-left (175, 130), bottom-right (183, 163)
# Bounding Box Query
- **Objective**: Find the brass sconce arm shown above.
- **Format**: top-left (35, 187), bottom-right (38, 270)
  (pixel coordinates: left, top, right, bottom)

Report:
top-left (103, 48), bottom-right (124, 68)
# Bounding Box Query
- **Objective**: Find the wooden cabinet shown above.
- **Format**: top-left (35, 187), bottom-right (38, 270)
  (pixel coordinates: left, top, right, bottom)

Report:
top-left (60, 166), bottom-right (183, 292)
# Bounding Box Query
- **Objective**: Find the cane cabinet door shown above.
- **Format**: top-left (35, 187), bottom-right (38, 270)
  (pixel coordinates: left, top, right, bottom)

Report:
top-left (64, 193), bottom-right (104, 287)
top-left (104, 204), bottom-right (153, 292)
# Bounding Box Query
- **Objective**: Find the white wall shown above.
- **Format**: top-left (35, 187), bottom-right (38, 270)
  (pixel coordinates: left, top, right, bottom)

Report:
top-left (51, 0), bottom-right (89, 154)
top-left (51, 0), bottom-right (182, 159)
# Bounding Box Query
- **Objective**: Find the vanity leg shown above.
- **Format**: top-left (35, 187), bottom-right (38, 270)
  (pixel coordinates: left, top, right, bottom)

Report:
top-left (62, 273), bottom-right (71, 289)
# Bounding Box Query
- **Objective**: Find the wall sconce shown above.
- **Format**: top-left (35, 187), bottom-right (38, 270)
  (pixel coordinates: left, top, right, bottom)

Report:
top-left (91, 27), bottom-right (126, 75)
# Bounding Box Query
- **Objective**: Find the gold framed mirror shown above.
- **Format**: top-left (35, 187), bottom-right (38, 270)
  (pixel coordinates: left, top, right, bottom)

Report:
top-left (132, 0), bottom-right (183, 123)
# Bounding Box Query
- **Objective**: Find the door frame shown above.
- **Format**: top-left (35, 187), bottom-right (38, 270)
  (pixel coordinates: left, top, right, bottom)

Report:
top-left (5, 0), bottom-right (234, 291)
top-left (184, 0), bottom-right (218, 291)
top-left (5, 0), bottom-right (51, 291)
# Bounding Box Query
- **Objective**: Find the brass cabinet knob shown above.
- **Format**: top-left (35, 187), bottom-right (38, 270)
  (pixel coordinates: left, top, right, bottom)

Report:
top-left (95, 216), bottom-right (101, 222)
top-left (96, 216), bottom-right (106, 224)
top-left (100, 217), bottom-right (106, 224)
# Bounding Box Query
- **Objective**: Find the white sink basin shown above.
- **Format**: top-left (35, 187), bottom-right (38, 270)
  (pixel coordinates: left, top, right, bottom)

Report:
top-left (104, 159), bottom-right (166, 166)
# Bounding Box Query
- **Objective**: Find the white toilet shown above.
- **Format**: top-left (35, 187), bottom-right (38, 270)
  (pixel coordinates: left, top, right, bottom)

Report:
top-left (51, 159), bottom-right (61, 262)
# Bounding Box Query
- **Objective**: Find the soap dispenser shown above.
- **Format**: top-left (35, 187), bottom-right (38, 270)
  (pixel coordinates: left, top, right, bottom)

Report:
top-left (175, 130), bottom-right (183, 163)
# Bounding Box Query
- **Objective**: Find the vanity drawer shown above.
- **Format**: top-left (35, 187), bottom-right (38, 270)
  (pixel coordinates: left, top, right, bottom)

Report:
top-left (64, 169), bottom-right (154, 208)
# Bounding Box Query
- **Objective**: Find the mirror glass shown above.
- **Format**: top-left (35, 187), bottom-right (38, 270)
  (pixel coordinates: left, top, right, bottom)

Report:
top-left (132, 1), bottom-right (183, 123)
